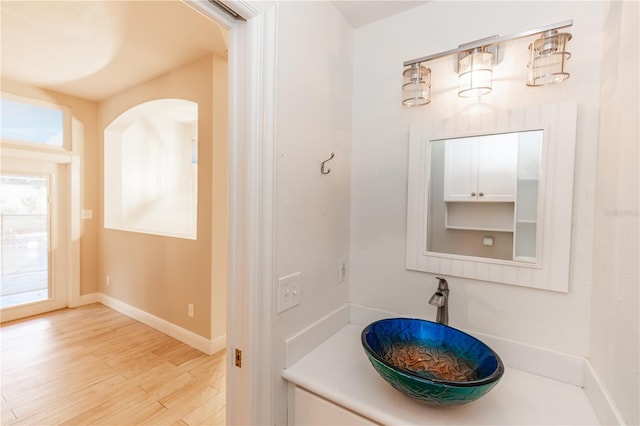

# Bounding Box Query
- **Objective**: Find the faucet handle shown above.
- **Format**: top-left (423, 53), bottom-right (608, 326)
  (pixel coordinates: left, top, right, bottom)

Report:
top-left (431, 277), bottom-right (449, 325)
top-left (435, 276), bottom-right (449, 290)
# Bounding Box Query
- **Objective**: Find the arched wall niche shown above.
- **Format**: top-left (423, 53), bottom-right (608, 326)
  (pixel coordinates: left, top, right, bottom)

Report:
top-left (104, 98), bottom-right (198, 240)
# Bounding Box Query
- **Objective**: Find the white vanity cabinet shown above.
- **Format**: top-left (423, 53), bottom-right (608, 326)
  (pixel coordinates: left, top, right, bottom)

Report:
top-left (444, 134), bottom-right (518, 202)
top-left (292, 387), bottom-right (378, 425)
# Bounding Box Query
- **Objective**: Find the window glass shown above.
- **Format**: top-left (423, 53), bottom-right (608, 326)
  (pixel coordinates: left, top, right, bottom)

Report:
top-left (0, 98), bottom-right (64, 146)
top-left (0, 174), bottom-right (49, 307)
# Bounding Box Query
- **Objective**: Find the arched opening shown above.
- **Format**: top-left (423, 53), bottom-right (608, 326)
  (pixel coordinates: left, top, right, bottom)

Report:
top-left (104, 98), bottom-right (198, 239)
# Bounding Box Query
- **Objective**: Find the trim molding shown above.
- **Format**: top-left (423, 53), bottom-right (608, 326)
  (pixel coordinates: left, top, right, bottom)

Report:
top-left (97, 293), bottom-right (225, 356)
top-left (285, 304), bottom-right (350, 368)
top-left (77, 292), bottom-right (100, 306)
top-left (183, 0), bottom-right (277, 423)
top-left (584, 360), bottom-right (627, 425)
top-left (466, 329), bottom-right (584, 387)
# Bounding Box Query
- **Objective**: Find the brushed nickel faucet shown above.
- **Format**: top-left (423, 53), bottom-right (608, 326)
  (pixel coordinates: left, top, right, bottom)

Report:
top-left (429, 277), bottom-right (449, 325)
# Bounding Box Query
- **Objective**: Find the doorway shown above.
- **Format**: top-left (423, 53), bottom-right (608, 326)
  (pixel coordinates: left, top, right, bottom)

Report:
top-left (0, 159), bottom-right (69, 321)
top-left (1, 172), bottom-right (50, 308)
top-left (1, 1), bottom-right (277, 423)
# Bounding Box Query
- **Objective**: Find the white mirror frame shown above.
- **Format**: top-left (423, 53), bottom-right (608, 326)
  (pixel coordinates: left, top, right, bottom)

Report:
top-left (406, 102), bottom-right (577, 292)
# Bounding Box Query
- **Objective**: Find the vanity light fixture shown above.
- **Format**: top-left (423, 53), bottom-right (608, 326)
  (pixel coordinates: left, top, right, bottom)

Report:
top-left (401, 20), bottom-right (573, 106)
top-left (402, 63), bottom-right (431, 106)
top-left (458, 46), bottom-right (494, 97)
top-left (526, 30), bottom-right (572, 86)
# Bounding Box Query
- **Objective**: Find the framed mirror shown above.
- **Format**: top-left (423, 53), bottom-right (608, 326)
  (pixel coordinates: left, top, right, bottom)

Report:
top-left (406, 103), bottom-right (577, 292)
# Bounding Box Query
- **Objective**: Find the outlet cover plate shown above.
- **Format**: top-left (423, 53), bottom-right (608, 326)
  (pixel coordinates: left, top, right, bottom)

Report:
top-left (277, 273), bottom-right (301, 313)
top-left (338, 258), bottom-right (347, 283)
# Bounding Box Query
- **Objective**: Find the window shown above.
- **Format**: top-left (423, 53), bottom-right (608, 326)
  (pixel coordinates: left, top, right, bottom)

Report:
top-left (104, 99), bottom-right (198, 240)
top-left (0, 95), bottom-right (67, 148)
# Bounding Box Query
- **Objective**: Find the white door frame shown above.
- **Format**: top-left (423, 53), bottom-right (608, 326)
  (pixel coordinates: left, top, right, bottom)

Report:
top-left (185, 1), bottom-right (277, 424)
top-left (0, 158), bottom-right (76, 322)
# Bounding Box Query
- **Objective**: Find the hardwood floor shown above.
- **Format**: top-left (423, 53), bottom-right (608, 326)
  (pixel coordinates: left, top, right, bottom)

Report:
top-left (0, 304), bottom-right (226, 425)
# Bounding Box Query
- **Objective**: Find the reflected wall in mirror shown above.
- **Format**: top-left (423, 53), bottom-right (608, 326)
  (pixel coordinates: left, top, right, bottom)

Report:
top-left (427, 130), bottom-right (542, 263)
top-left (406, 102), bottom-right (578, 292)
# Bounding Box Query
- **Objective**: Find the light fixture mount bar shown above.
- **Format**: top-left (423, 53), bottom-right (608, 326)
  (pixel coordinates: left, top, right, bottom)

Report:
top-left (403, 19), bottom-right (573, 67)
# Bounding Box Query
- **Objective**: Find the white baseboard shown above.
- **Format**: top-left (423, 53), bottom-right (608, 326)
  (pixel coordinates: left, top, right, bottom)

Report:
top-left (349, 303), bottom-right (585, 387)
top-left (584, 360), bottom-right (626, 425)
top-left (285, 304), bottom-right (350, 368)
top-left (77, 292), bottom-right (100, 306)
top-left (97, 293), bottom-right (225, 356)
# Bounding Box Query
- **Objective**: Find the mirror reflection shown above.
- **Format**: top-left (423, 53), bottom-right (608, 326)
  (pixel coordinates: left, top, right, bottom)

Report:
top-left (427, 130), bottom-right (543, 263)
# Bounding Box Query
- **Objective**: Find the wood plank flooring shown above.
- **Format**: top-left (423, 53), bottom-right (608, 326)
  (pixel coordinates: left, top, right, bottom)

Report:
top-left (0, 304), bottom-right (226, 425)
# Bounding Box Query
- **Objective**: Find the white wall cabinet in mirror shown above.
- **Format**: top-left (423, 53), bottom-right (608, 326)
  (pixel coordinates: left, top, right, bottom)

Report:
top-left (444, 134), bottom-right (518, 202)
top-left (406, 102), bottom-right (577, 292)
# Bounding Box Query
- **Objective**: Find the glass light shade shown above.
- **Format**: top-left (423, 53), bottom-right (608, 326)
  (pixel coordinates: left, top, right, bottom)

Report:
top-left (402, 64), bottom-right (431, 107)
top-left (526, 30), bottom-right (572, 86)
top-left (458, 49), bottom-right (493, 97)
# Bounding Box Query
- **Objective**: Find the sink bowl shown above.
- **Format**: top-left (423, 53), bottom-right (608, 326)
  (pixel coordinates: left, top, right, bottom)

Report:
top-left (361, 318), bottom-right (504, 406)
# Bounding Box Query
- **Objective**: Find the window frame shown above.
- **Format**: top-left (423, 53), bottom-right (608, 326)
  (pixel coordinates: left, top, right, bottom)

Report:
top-left (0, 91), bottom-right (73, 154)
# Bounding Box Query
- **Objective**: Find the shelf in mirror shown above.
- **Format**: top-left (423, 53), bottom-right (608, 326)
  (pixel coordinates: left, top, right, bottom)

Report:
top-left (514, 221), bottom-right (537, 260)
top-left (446, 225), bottom-right (514, 233)
top-left (445, 201), bottom-right (514, 233)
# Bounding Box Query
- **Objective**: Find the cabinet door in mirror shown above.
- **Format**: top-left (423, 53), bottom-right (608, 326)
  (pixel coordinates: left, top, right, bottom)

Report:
top-left (428, 131), bottom-right (542, 263)
top-left (406, 102), bottom-right (577, 292)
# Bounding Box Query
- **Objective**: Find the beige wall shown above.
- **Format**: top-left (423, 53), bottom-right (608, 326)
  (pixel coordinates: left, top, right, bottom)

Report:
top-left (210, 55), bottom-right (228, 342)
top-left (98, 55), bottom-right (227, 340)
top-left (589, 1), bottom-right (639, 424)
top-left (1, 78), bottom-right (100, 296)
top-left (2, 53), bottom-right (227, 341)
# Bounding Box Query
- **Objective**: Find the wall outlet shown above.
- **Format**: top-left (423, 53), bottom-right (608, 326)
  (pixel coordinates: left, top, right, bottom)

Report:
top-left (188, 303), bottom-right (194, 318)
top-left (277, 273), bottom-right (301, 313)
top-left (106, 275), bottom-right (111, 286)
top-left (338, 258), bottom-right (347, 283)
top-left (482, 236), bottom-right (494, 247)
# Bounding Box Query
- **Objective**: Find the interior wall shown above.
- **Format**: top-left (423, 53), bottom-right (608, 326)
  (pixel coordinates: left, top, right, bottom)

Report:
top-left (98, 55), bottom-right (226, 339)
top-left (272, 2), bottom-right (353, 424)
top-left (0, 78), bottom-right (99, 296)
top-left (351, 1), bottom-right (604, 356)
top-left (210, 55), bottom-right (228, 344)
top-left (589, 1), bottom-right (639, 424)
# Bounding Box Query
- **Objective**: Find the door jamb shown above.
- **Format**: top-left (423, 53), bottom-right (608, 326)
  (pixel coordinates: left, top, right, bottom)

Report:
top-left (183, 1), bottom-right (277, 424)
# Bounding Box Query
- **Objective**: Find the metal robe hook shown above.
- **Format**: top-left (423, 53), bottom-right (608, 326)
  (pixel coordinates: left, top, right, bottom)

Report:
top-left (320, 152), bottom-right (335, 175)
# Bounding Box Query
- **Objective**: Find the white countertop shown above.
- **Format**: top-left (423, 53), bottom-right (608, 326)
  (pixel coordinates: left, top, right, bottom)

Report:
top-left (282, 324), bottom-right (600, 425)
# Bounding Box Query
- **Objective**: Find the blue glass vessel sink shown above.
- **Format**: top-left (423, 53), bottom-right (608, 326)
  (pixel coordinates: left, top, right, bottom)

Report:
top-left (361, 318), bottom-right (504, 406)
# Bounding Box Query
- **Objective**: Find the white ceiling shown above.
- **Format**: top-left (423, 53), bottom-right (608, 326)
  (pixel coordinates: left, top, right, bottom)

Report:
top-left (331, 0), bottom-right (429, 28)
top-left (0, 1), bottom-right (228, 101)
top-left (0, 1), bottom-right (427, 101)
